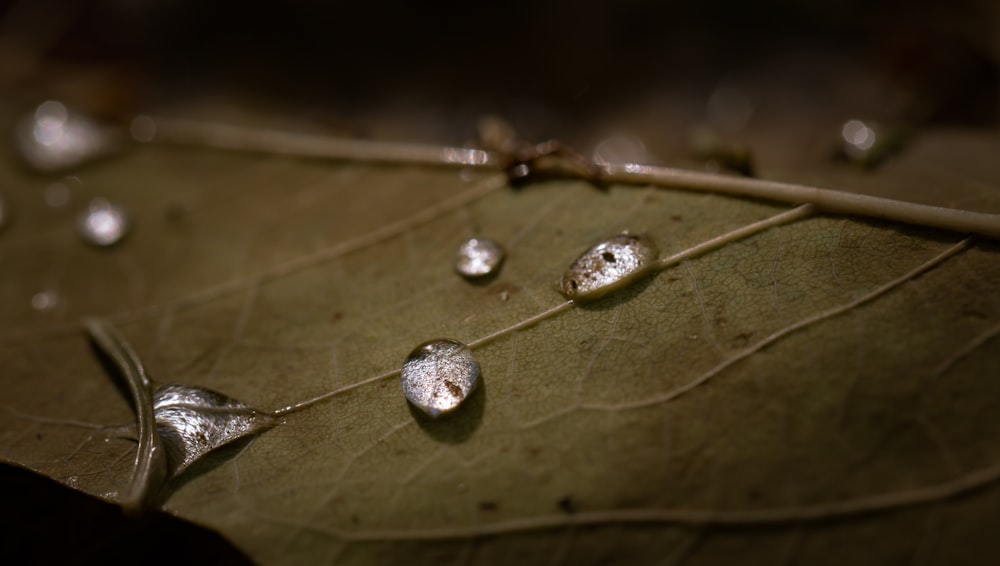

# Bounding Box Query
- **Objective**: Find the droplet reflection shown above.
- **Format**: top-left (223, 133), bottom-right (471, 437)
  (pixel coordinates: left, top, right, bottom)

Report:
top-left (455, 238), bottom-right (505, 278)
top-left (78, 198), bottom-right (129, 247)
top-left (401, 339), bottom-right (480, 418)
top-left (559, 234), bottom-right (659, 301)
top-left (14, 101), bottom-right (119, 173)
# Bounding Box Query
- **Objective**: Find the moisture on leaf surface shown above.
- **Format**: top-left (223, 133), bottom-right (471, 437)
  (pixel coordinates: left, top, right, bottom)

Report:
top-left (2, 4), bottom-right (1000, 565)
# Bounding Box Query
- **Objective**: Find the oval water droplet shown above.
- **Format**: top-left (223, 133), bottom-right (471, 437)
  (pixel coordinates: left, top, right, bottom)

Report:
top-left (401, 339), bottom-right (480, 418)
top-left (558, 234), bottom-right (659, 301)
top-left (78, 197), bottom-right (129, 247)
top-left (14, 100), bottom-right (120, 173)
top-left (455, 238), bottom-right (505, 278)
top-left (153, 384), bottom-right (275, 477)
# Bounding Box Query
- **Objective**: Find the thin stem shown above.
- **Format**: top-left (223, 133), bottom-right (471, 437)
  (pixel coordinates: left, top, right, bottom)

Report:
top-left (138, 116), bottom-right (1000, 239)
top-left (599, 163), bottom-right (1000, 239)
top-left (83, 318), bottom-right (165, 513)
top-left (141, 116), bottom-right (502, 168)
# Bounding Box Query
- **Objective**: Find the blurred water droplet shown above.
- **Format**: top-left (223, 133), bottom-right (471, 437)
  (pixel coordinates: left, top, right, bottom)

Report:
top-left (78, 198), bottom-right (128, 247)
top-left (14, 101), bottom-right (119, 173)
top-left (401, 339), bottom-right (480, 418)
top-left (153, 384), bottom-right (275, 477)
top-left (841, 119), bottom-right (878, 160)
top-left (44, 176), bottom-right (82, 208)
top-left (706, 85), bottom-right (755, 133)
top-left (559, 234), bottom-right (659, 301)
top-left (455, 238), bottom-right (505, 278)
top-left (130, 115), bottom-right (157, 143)
top-left (592, 134), bottom-right (649, 166)
top-left (31, 290), bottom-right (59, 311)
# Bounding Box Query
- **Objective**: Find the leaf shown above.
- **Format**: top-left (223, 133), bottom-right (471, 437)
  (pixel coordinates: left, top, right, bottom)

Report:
top-left (1, 120), bottom-right (999, 565)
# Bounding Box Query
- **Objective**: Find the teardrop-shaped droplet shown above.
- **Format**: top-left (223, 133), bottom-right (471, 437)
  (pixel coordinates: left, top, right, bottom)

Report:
top-left (401, 339), bottom-right (480, 418)
top-left (153, 384), bottom-right (275, 476)
top-left (455, 238), bottom-right (505, 278)
top-left (14, 101), bottom-right (120, 174)
top-left (78, 197), bottom-right (129, 247)
top-left (558, 234), bottom-right (659, 301)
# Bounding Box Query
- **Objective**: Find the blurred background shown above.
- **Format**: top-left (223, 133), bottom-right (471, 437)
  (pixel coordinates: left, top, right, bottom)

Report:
top-left (1, 0), bottom-right (997, 155)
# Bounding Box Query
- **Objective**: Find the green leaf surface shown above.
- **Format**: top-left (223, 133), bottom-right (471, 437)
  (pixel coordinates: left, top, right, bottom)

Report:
top-left (1, 122), bottom-right (999, 565)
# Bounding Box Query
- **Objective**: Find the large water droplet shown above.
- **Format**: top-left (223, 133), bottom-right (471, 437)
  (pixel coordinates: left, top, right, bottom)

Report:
top-left (153, 384), bottom-right (275, 476)
top-left (455, 238), bottom-right (505, 278)
top-left (401, 339), bottom-right (480, 418)
top-left (558, 234), bottom-right (659, 301)
top-left (14, 101), bottom-right (119, 174)
top-left (78, 197), bottom-right (129, 247)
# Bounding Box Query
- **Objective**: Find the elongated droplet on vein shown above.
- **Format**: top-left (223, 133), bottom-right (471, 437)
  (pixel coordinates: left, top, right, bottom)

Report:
top-left (401, 339), bottom-right (480, 418)
top-left (153, 384), bottom-right (275, 476)
top-left (558, 234), bottom-right (659, 301)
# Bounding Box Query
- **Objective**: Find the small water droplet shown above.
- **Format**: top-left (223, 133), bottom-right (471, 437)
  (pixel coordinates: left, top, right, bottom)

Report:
top-left (592, 134), bottom-right (649, 166)
top-left (78, 197), bottom-right (129, 247)
top-left (153, 384), bottom-right (275, 477)
top-left (401, 339), bottom-right (480, 418)
top-left (44, 176), bottom-right (82, 208)
top-left (558, 234), bottom-right (659, 301)
top-left (455, 238), bottom-right (505, 278)
top-left (14, 100), bottom-right (119, 173)
top-left (841, 119), bottom-right (878, 161)
top-left (130, 115), bottom-right (157, 143)
top-left (31, 290), bottom-right (60, 311)
top-left (65, 475), bottom-right (79, 487)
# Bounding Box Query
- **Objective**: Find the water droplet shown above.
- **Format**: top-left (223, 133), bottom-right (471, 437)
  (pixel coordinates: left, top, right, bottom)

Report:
top-left (706, 85), bottom-right (755, 133)
top-left (455, 238), bottom-right (505, 278)
top-left (130, 115), bottom-right (157, 143)
top-left (841, 119), bottom-right (878, 161)
top-left (153, 384), bottom-right (275, 476)
top-left (31, 290), bottom-right (60, 311)
top-left (65, 475), bottom-right (79, 487)
top-left (558, 234), bottom-right (659, 301)
top-left (14, 100), bottom-right (119, 173)
top-left (78, 197), bottom-right (129, 247)
top-left (592, 134), bottom-right (649, 166)
top-left (44, 176), bottom-right (82, 208)
top-left (401, 339), bottom-right (480, 418)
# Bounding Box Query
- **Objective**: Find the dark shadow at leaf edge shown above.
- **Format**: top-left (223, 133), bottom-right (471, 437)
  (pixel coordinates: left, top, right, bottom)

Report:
top-left (0, 462), bottom-right (252, 566)
top-left (408, 377), bottom-right (486, 444)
